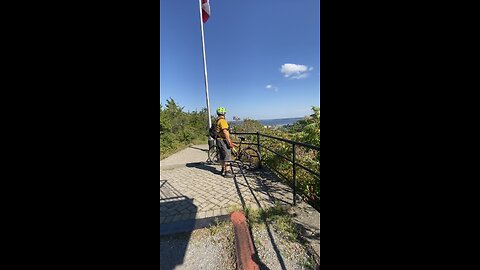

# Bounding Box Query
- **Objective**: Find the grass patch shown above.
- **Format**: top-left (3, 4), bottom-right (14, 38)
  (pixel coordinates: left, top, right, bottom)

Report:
top-left (226, 204), bottom-right (243, 214)
top-left (247, 205), bottom-right (317, 269)
top-left (209, 218), bottom-right (231, 236)
top-left (303, 256), bottom-right (315, 269)
top-left (246, 206), bottom-right (299, 242)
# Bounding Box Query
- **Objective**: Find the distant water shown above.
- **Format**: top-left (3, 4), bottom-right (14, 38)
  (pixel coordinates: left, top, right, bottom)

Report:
top-left (230, 117), bottom-right (304, 127)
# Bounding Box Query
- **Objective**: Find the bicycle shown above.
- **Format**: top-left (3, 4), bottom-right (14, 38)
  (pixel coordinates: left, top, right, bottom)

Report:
top-left (207, 136), bottom-right (261, 170)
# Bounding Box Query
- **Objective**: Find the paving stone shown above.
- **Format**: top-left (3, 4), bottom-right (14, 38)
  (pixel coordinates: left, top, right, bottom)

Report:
top-left (180, 213), bottom-right (191, 221)
top-left (203, 205), bottom-right (215, 211)
top-left (179, 208), bottom-right (191, 214)
top-left (195, 211), bottom-right (206, 219)
top-left (171, 215), bottom-right (183, 222)
top-left (205, 210), bottom-right (214, 218)
top-left (163, 216), bottom-right (174, 224)
top-left (195, 198), bottom-right (205, 203)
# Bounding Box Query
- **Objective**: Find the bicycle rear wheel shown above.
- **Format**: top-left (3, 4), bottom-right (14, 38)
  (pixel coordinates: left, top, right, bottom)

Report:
top-left (208, 145), bottom-right (220, 164)
top-left (239, 147), bottom-right (260, 170)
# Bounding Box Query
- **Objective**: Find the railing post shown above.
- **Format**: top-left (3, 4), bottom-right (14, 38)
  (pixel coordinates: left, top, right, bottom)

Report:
top-left (292, 143), bottom-right (296, 205)
top-left (257, 131), bottom-right (262, 168)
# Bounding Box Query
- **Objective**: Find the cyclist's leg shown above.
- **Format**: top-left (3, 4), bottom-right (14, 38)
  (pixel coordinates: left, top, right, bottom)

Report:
top-left (225, 145), bottom-right (234, 176)
top-left (217, 139), bottom-right (233, 177)
top-left (222, 140), bottom-right (234, 177)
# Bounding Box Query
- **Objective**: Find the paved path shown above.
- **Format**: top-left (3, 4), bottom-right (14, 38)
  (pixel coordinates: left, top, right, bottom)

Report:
top-left (160, 144), bottom-right (320, 264)
top-left (160, 145), bottom-right (210, 170)
top-left (160, 145), bottom-right (294, 231)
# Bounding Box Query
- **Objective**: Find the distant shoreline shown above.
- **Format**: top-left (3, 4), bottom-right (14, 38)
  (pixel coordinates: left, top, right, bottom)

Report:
top-left (230, 117), bottom-right (304, 127)
top-left (254, 116), bottom-right (305, 121)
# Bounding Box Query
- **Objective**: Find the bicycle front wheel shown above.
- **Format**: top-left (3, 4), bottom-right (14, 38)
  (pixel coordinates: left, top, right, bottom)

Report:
top-left (239, 147), bottom-right (260, 170)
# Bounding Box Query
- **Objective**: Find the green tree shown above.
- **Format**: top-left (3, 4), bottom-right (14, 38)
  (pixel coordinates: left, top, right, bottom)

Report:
top-left (292, 106), bottom-right (320, 146)
top-left (160, 98), bottom-right (209, 159)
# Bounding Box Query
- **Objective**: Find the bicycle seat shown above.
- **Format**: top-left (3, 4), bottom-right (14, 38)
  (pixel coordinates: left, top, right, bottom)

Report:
top-left (238, 136), bottom-right (246, 141)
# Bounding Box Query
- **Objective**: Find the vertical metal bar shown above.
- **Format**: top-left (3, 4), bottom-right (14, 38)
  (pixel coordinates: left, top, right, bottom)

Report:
top-left (293, 143), bottom-right (296, 205)
top-left (257, 131), bottom-right (262, 168)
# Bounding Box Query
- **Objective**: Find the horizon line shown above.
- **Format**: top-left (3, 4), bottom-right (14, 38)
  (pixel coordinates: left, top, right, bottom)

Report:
top-left (234, 116), bottom-right (306, 121)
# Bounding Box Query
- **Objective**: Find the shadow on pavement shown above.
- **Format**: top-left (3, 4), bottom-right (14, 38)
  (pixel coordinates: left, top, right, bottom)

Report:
top-left (185, 162), bottom-right (222, 175)
top-left (188, 145), bottom-right (208, 152)
top-left (160, 179), bottom-right (198, 270)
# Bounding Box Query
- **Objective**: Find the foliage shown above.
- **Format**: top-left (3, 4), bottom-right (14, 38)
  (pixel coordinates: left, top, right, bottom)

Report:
top-left (229, 107), bottom-right (320, 211)
top-left (231, 118), bottom-right (266, 133)
top-left (160, 98), bottom-right (209, 159)
top-left (283, 106), bottom-right (320, 146)
top-left (229, 118), bottom-right (269, 143)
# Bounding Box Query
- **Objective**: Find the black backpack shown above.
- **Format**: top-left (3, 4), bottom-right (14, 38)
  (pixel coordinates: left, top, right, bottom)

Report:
top-left (209, 118), bottom-right (219, 138)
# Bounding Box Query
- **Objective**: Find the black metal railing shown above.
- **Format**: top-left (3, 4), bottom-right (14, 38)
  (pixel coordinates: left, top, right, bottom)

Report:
top-left (230, 131), bottom-right (320, 206)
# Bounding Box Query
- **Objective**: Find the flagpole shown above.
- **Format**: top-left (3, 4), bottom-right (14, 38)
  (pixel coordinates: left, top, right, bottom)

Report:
top-left (198, 0), bottom-right (213, 144)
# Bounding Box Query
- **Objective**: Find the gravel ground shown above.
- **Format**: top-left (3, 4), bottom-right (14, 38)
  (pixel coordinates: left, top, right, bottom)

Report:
top-left (251, 222), bottom-right (314, 270)
top-left (160, 215), bottom-right (316, 270)
top-left (160, 221), bottom-right (236, 270)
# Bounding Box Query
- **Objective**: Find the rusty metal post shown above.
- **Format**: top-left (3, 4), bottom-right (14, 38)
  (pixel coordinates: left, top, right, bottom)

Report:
top-left (231, 211), bottom-right (260, 270)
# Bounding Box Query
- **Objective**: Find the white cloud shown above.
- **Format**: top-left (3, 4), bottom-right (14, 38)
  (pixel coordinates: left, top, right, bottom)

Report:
top-left (280, 63), bottom-right (313, 79)
top-left (266, 84), bottom-right (278, 92)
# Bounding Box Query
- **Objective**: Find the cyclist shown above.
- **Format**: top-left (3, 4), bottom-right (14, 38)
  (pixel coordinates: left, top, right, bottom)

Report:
top-left (215, 107), bottom-right (234, 178)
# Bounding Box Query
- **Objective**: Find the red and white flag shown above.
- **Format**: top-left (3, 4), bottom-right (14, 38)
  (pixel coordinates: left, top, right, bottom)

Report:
top-left (202, 0), bottom-right (210, 23)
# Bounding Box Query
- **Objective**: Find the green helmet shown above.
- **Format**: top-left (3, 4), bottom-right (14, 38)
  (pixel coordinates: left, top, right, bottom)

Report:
top-left (216, 107), bottom-right (226, 115)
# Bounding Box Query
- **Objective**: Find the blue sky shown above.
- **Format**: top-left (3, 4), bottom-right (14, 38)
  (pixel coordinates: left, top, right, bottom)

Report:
top-left (160, 0), bottom-right (320, 120)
